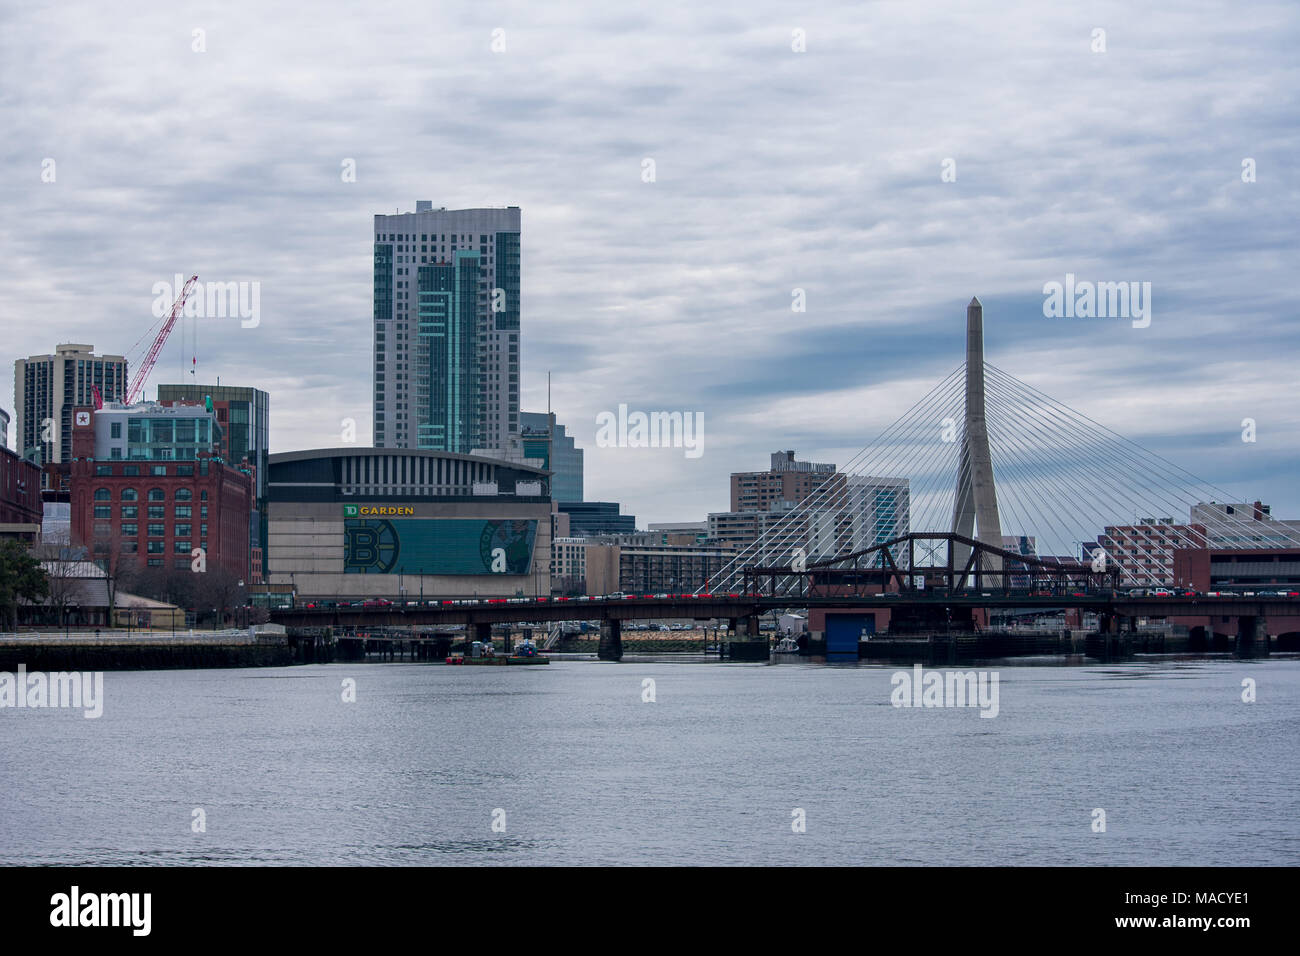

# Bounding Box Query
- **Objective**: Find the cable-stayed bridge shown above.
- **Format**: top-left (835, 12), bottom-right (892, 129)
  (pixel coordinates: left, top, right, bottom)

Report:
top-left (706, 297), bottom-right (1300, 597)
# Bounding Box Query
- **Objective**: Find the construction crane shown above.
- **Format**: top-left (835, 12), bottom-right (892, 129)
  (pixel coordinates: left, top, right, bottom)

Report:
top-left (125, 274), bottom-right (198, 405)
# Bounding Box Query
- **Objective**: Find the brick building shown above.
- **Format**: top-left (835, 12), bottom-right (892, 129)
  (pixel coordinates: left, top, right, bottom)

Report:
top-left (0, 445), bottom-right (42, 541)
top-left (67, 405), bottom-right (253, 578)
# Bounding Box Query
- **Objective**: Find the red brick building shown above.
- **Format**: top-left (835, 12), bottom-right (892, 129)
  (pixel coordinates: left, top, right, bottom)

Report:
top-left (0, 446), bottom-right (42, 541)
top-left (67, 406), bottom-right (253, 579)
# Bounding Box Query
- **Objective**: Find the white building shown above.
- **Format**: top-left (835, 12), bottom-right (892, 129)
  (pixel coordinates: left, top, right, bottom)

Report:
top-left (1191, 501), bottom-right (1300, 549)
top-left (14, 344), bottom-right (128, 464)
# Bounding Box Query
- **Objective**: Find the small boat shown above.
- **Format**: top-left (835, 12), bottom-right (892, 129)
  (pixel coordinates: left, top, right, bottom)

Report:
top-left (446, 638), bottom-right (550, 665)
top-left (772, 635), bottom-right (802, 654)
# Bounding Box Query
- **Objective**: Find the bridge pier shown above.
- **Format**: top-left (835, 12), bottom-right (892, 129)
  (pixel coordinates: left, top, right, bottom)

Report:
top-left (598, 619), bottom-right (623, 661)
top-left (1236, 615), bottom-right (1269, 658)
top-left (472, 622), bottom-right (491, 649)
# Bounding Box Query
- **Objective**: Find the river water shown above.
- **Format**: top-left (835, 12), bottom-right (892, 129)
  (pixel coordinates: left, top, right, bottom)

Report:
top-left (2, 655), bottom-right (1297, 865)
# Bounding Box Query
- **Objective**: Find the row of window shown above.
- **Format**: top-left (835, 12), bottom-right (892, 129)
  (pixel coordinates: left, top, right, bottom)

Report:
top-left (93, 505), bottom-right (208, 519)
top-left (95, 464), bottom-right (207, 477)
top-left (97, 522), bottom-right (206, 536)
top-left (95, 540), bottom-right (207, 555)
top-left (94, 487), bottom-right (203, 501)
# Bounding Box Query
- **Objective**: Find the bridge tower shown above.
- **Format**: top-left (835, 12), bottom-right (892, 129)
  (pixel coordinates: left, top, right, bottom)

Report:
top-left (951, 297), bottom-right (1003, 583)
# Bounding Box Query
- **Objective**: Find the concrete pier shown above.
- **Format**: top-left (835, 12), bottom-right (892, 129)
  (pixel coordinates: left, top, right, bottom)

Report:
top-left (597, 619), bottom-right (623, 661)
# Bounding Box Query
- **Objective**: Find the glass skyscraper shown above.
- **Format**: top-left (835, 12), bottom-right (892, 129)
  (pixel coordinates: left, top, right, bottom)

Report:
top-left (373, 203), bottom-right (521, 455)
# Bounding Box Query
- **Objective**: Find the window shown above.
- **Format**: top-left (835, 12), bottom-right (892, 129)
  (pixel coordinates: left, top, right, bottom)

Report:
top-left (175, 524), bottom-right (191, 538)
top-left (148, 523), bottom-right (166, 536)
top-left (94, 488), bottom-right (111, 501)
top-left (147, 558), bottom-right (162, 567)
top-left (121, 488), bottom-right (138, 501)
top-left (152, 465), bottom-right (167, 476)
top-left (93, 505), bottom-right (111, 519)
top-left (175, 488), bottom-right (192, 501)
top-left (148, 506), bottom-right (165, 520)
top-left (110, 422), bottom-right (121, 438)
top-left (175, 505), bottom-right (192, 518)
top-left (200, 505), bottom-right (208, 518)
top-left (147, 541), bottom-right (164, 554)
top-left (123, 465), bottom-right (140, 476)
top-left (200, 491), bottom-right (208, 501)
top-left (176, 465), bottom-right (193, 476)
top-left (121, 523), bottom-right (138, 536)
top-left (121, 506), bottom-right (138, 519)
top-left (148, 488), bottom-right (165, 501)
top-left (173, 558), bottom-right (190, 570)
top-left (111, 448), bottom-right (122, 459)
top-left (120, 541), bottom-right (138, 553)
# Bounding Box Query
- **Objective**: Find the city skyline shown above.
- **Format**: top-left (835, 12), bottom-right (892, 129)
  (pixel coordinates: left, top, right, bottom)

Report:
top-left (2, 2), bottom-right (1297, 527)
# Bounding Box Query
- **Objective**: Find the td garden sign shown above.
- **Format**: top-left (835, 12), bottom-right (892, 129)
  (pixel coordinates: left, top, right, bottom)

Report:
top-left (343, 505), bottom-right (414, 517)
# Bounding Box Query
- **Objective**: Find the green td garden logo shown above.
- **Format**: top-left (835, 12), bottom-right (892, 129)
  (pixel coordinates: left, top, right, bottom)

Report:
top-left (344, 505), bottom-right (414, 517)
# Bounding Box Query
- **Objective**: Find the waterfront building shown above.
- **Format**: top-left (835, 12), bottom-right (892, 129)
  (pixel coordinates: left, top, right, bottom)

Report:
top-left (583, 540), bottom-right (737, 596)
top-left (264, 447), bottom-right (550, 601)
top-left (66, 403), bottom-right (254, 579)
top-left (1095, 519), bottom-right (1207, 587)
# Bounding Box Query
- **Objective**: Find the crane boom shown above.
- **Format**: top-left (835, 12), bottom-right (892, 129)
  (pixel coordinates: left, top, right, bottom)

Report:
top-left (126, 274), bottom-right (198, 405)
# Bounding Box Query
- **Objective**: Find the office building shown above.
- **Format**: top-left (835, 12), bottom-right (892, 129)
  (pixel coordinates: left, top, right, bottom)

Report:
top-left (558, 501), bottom-right (635, 536)
top-left (158, 383), bottom-right (271, 563)
top-left (584, 541), bottom-right (738, 596)
top-left (1095, 519), bottom-right (1208, 587)
top-left (373, 203), bottom-right (521, 455)
top-left (731, 450), bottom-right (838, 512)
top-left (520, 411), bottom-right (583, 504)
top-left (551, 536), bottom-right (588, 593)
top-left (14, 344), bottom-right (128, 466)
top-left (0, 406), bottom-right (9, 450)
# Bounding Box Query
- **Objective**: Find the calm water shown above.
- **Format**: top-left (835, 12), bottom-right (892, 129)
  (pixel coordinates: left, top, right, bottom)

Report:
top-left (2, 656), bottom-right (1297, 866)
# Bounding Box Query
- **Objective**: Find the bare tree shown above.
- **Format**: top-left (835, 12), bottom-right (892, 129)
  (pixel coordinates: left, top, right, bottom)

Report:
top-left (29, 542), bottom-right (82, 628)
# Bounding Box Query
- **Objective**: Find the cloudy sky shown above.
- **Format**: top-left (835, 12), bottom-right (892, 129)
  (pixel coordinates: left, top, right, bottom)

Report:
top-left (2, 0), bottom-right (1296, 529)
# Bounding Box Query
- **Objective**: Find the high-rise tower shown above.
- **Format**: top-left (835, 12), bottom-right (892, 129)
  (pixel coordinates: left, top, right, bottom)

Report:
top-left (372, 203), bottom-right (521, 454)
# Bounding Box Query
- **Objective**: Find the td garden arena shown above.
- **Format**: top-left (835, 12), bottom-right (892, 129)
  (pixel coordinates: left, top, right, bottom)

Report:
top-left (264, 448), bottom-right (552, 601)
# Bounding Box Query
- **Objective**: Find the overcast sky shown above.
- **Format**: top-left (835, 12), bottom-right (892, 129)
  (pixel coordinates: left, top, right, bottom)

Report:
top-left (2, 0), bottom-right (1296, 529)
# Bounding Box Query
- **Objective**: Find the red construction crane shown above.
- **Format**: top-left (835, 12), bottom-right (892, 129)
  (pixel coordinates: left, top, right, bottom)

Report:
top-left (126, 274), bottom-right (198, 405)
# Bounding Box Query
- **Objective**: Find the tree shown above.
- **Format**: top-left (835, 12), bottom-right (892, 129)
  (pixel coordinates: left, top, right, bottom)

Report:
top-left (89, 523), bottom-right (141, 624)
top-left (28, 541), bottom-right (81, 627)
top-left (0, 539), bottom-right (49, 630)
